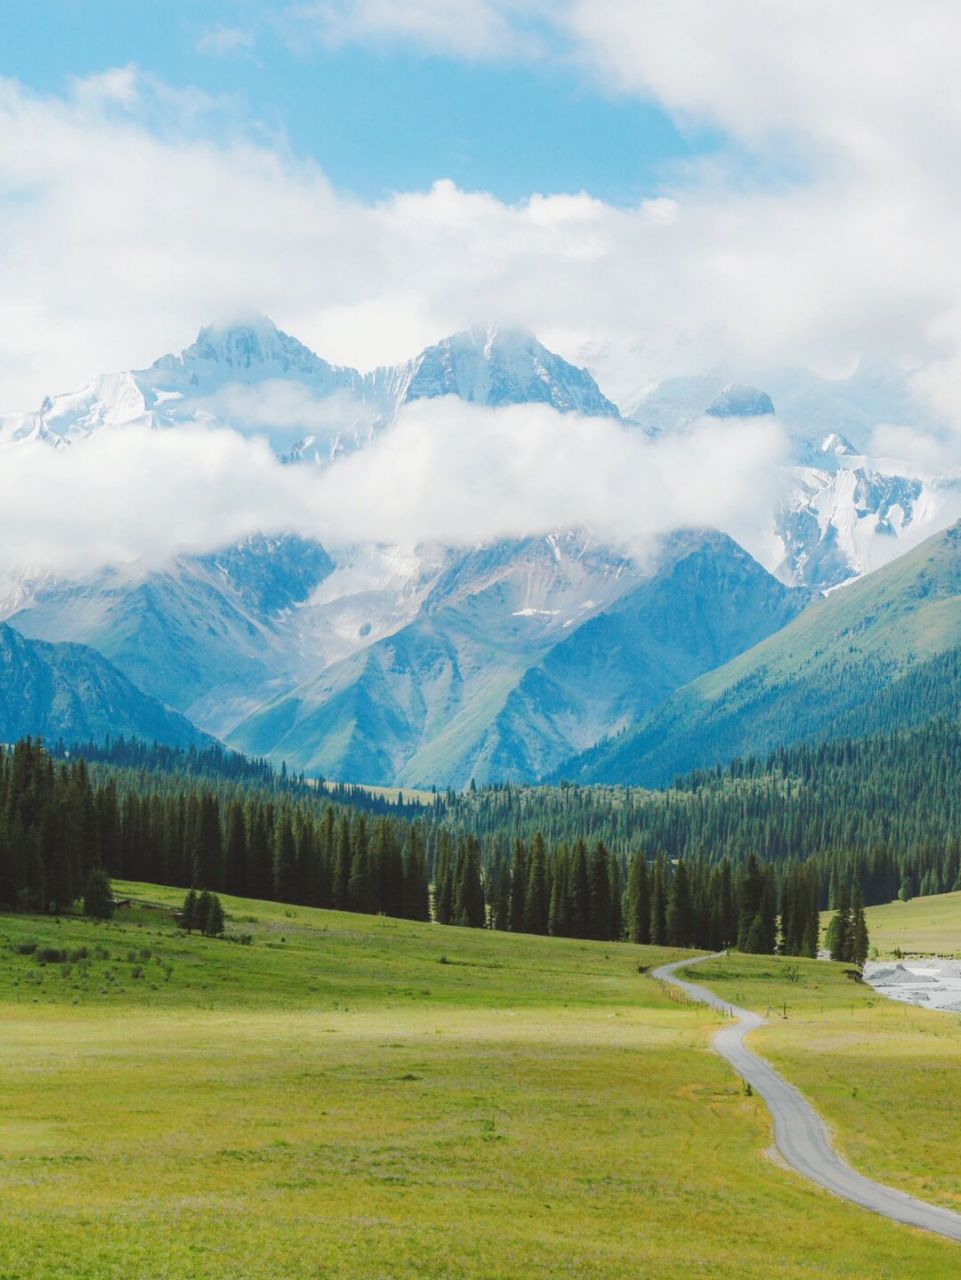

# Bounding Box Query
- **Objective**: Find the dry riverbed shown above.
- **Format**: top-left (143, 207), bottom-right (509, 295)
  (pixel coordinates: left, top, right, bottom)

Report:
top-left (865, 958), bottom-right (961, 1011)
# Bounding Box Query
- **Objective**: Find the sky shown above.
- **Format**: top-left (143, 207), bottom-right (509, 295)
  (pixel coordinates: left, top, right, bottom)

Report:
top-left (3, 1), bottom-right (961, 575)
top-left (4, 1), bottom-right (706, 205)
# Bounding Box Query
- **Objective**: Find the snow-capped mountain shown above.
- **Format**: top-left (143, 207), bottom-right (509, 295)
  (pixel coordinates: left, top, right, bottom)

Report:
top-left (5, 315), bottom-right (961, 784)
top-left (396, 326), bottom-right (621, 417)
top-left (629, 374), bottom-right (961, 590)
top-left (0, 316), bottom-right (619, 463)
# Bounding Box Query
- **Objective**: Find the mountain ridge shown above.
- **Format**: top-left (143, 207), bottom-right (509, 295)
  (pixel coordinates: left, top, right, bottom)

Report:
top-left (554, 520), bottom-right (961, 787)
top-left (0, 623), bottom-right (211, 749)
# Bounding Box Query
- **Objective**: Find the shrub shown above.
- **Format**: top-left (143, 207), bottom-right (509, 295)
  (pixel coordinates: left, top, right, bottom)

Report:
top-left (35, 947), bottom-right (66, 965)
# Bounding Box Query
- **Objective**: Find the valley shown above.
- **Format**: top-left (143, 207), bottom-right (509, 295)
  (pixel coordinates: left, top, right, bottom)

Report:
top-left (2, 885), bottom-right (960, 1279)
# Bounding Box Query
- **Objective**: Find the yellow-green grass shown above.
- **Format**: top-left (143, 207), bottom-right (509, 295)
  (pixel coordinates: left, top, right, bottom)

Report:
top-left (0, 889), bottom-right (958, 1278)
top-left (826, 890), bottom-right (961, 958)
top-left (679, 952), bottom-right (961, 1223)
top-left (313, 779), bottom-right (437, 805)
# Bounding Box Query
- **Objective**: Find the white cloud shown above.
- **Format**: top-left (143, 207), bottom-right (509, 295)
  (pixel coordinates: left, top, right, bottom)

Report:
top-left (184, 381), bottom-right (379, 442)
top-left (196, 26), bottom-right (257, 58)
top-left (288, 0), bottom-right (550, 60)
top-left (0, 403), bottom-right (786, 578)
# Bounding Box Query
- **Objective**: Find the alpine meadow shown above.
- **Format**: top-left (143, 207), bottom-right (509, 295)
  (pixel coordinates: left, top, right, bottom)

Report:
top-left (7, 4), bottom-right (961, 1278)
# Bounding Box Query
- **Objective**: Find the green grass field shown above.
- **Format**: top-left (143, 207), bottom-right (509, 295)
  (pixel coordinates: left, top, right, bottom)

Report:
top-left (2, 886), bottom-right (960, 1278)
top-left (857, 890), bottom-right (961, 957)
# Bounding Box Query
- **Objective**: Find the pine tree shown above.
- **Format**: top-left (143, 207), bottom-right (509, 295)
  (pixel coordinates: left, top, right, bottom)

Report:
top-left (273, 812), bottom-right (299, 903)
top-left (649, 854), bottom-right (668, 946)
top-left (82, 865), bottom-right (113, 920)
top-left (609, 855), bottom-right (623, 942)
top-left (181, 888), bottom-right (198, 933)
top-left (434, 831), bottom-right (454, 925)
top-left (402, 825), bottom-right (430, 922)
top-left (525, 835), bottom-right (548, 935)
top-left (571, 840), bottom-right (591, 939)
top-left (625, 853), bottom-right (651, 944)
top-left (588, 842), bottom-right (612, 941)
top-left (203, 893), bottom-right (225, 937)
top-left (194, 889), bottom-right (213, 936)
top-left (193, 794), bottom-right (223, 890)
top-left (348, 817), bottom-right (370, 913)
top-left (224, 800), bottom-right (247, 896)
top-left (666, 860), bottom-right (694, 947)
top-left (509, 839), bottom-right (528, 932)
top-left (332, 816), bottom-right (352, 910)
top-left (827, 882), bottom-right (852, 962)
top-left (548, 846), bottom-right (572, 936)
top-left (850, 884), bottom-right (869, 967)
top-left (737, 853), bottom-right (765, 952)
top-left (454, 839), bottom-right (486, 928)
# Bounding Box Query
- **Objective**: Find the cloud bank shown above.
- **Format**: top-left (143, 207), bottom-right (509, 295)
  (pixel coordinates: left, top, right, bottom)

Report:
top-left (0, 402), bottom-right (786, 578)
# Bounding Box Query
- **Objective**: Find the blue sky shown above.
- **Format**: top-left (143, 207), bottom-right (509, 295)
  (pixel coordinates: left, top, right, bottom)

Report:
top-left (3, 0), bottom-right (707, 203)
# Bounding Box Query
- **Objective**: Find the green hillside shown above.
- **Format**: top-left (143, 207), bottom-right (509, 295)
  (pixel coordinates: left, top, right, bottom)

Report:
top-left (561, 521), bottom-right (961, 786)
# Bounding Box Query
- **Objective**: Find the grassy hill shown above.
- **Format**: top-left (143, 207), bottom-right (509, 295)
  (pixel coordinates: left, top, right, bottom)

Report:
top-left (560, 521), bottom-right (961, 786)
top-left (834, 889), bottom-right (961, 957)
top-left (2, 887), bottom-right (961, 1278)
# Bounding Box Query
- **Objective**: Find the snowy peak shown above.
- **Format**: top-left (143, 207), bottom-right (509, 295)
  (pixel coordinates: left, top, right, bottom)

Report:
top-left (820, 431), bottom-right (859, 457)
top-left (705, 384), bottom-right (775, 418)
top-left (148, 315), bottom-right (356, 387)
top-left (400, 324), bottom-right (621, 417)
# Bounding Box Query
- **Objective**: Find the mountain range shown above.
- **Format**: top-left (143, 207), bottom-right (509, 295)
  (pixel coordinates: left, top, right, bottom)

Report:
top-left (558, 520), bottom-right (961, 787)
top-left (3, 315), bottom-right (961, 785)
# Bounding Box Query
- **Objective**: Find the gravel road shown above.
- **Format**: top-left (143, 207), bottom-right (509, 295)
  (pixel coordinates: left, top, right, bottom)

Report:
top-left (654, 953), bottom-right (961, 1243)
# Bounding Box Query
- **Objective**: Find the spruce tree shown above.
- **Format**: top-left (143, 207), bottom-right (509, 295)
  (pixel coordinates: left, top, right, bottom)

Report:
top-left (181, 888), bottom-right (198, 933)
top-left (588, 842), bottom-right (612, 940)
top-left (273, 812), bottom-right (299, 903)
top-left (454, 839), bottom-right (486, 928)
top-left (203, 893), bottom-right (225, 937)
top-left (224, 800), bottom-right (248, 896)
top-left (625, 853), bottom-right (651, 944)
top-left (82, 865), bottom-right (113, 920)
top-left (649, 854), bottom-right (668, 946)
top-left (525, 835), bottom-right (548, 935)
top-left (827, 882), bottom-right (852, 961)
top-left (332, 816), bottom-right (352, 910)
top-left (571, 840), bottom-right (591, 939)
top-left (666, 860), bottom-right (694, 947)
top-left (348, 817), bottom-right (369, 913)
top-left (194, 889), bottom-right (212, 936)
top-left (509, 839), bottom-right (528, 932)
top-left (850, 884), bottom-right (869, 967)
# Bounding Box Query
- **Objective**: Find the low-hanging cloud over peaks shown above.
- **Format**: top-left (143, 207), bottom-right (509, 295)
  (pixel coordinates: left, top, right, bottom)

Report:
top-left (0, 399), bottom-right (788, 581)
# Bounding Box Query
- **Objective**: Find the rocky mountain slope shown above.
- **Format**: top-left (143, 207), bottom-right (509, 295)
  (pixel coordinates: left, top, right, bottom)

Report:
top-left (0, 623), bottom-right (210, 748)
top-left (228, 530), bottom-right (805, 786)
top-left (558, 521), bottom-right (961, 787)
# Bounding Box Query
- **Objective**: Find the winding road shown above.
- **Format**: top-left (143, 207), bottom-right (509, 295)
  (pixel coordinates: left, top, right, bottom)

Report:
top-left (654, 953), bottom-right (961, 1243)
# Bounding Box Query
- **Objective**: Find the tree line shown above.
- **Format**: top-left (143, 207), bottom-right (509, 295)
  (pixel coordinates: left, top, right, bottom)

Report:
top-left (0, 736), bottom-right (864, 961)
